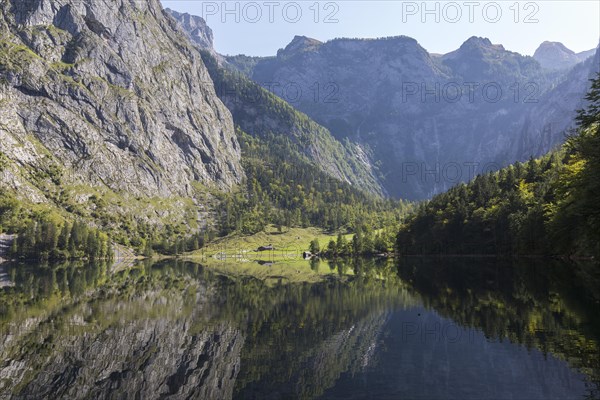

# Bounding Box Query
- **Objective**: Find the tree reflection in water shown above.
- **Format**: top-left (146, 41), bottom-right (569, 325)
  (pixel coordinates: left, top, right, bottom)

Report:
top-left (0, 257), bottom-right (597, 399)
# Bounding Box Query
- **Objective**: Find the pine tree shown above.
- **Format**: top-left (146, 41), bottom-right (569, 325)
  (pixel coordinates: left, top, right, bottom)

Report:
top-left (336, 234), bottom-right (348, 255)
top-left (327, 239), bottom-right (337, 256)
top-left (352, 231), bottom-right (363, 255)
top-left (58, 222), bottom-right (70, 250)
top-left (309, 238), bottom-right (320, 254)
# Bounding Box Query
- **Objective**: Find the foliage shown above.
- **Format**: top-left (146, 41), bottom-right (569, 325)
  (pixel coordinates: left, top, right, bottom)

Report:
top-left (216, 129), bottom-right (410, 236)
top-left (319, 224), bottom-right (396, 257)
top-left (551, 73), bottom-right (600, 256)
top-left (0, 193), bottom-right (112, 261)
top-left (397, 74), bottom-right (600, 258)
top-left (309, 238), bottom-right (320, 254)
top-left (200, 49), bottom-right (385, 196)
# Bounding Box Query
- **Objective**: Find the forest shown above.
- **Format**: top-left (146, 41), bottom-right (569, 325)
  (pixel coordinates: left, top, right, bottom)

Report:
top-left (0, 125), bottom-right (408, 261)
top-left (309, 226), bottom-right (398, 258)
top-left (0, 194), bottom-right (112, 261)
top-left (2, 68), bottom-right (596, 261)
top-left (397, 74), bottom-right (600, 258)
top-left (216, 129), bottom-right (410, 236)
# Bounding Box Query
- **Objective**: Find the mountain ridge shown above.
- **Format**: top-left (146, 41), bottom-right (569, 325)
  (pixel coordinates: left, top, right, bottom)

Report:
top-left (223, 32), bottom-right (599, 199)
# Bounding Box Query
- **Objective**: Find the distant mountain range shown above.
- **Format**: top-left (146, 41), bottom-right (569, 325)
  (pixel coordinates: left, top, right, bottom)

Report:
top-left (167, 8), bottom-right (599, 199)
top-left (213, 30), bottom-right (599, 199)
top-left (166, 8), bottom-right (385, 195)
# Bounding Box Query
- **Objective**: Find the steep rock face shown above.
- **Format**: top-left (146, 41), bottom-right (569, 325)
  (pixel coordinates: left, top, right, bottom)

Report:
top-left (253, 35), bottom-right (447, 134)
top-left (0, 0), bottom-right (243, 198)
top-left (166, 10), bottom-right (386, 195)
top-left (533, 41), bottom-right (596, 71)
top-left (164, 8), bottom-right (213, 51)
top-left (236, 35), bottom-right (597, 199)
top-left (248, 35), bottom-right (451, 199)
top-left (247, 36), bottom-right (544, 199)
top-left (515, 46), bottom-right (600, 160)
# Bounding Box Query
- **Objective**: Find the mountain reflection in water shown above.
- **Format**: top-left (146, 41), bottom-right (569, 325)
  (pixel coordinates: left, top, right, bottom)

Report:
top-left (0, 257), bottom-right (598, 399)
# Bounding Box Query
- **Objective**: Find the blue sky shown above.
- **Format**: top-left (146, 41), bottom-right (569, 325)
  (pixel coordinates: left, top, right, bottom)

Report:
top-left (160, 1), bottom-right (599, 56)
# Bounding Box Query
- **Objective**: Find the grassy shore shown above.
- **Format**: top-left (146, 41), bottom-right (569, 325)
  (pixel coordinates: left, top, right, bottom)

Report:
top-left (183, 225), bottom-right (354, 284)
top-left (188, 225), bottom-right (352, 260)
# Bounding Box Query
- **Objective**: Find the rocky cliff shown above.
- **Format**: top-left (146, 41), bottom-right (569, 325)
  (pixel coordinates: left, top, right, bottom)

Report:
top-left (0, 0), bottom-right (243, 201)
top-left (166, 10), bottom-right (386, 196)
top-left (515, 47), bottom-right (600, 161)
top-left (164, 8), bottom-right (214, 52)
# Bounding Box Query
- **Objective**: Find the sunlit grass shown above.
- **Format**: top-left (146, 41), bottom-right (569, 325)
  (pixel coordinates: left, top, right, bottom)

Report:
top-left (184, 225), bottom-right (356, 283)
top-left (189, 225), bottom-right (353, 259)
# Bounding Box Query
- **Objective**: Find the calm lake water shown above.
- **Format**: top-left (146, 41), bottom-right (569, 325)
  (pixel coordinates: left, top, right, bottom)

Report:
top-left (0, 258), bottom-right (598, 399)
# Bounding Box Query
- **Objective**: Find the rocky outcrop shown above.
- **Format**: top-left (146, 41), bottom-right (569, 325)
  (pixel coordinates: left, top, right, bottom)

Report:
top-left (277, 35), bottom-right (323, 59)
top-left (0, 0), bottom-right (243, 199)
top-left (164, 8), bottom-right (214, 51)
top-left (166, 10), bottom-right (386, 195)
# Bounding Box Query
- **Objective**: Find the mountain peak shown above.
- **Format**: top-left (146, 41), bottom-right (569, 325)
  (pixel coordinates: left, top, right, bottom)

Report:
top-left (442, 36), bottom-right (507, 63)
top-left (460, 36), bottom-right (504, 51)
top-left (535, 41), bottom-right (575, 56)
top-left (463, 36), bottom-right (492, 46)
top-left (533, 41), bottom-right (583, 70)
top-left (278, 35), bottom-right (322, 58)
top-left (165, 8), bottom-right (214, 50)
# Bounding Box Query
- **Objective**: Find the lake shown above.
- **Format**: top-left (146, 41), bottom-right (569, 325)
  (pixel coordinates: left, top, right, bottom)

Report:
top-left (0, 257), bottom-right (598, 399)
